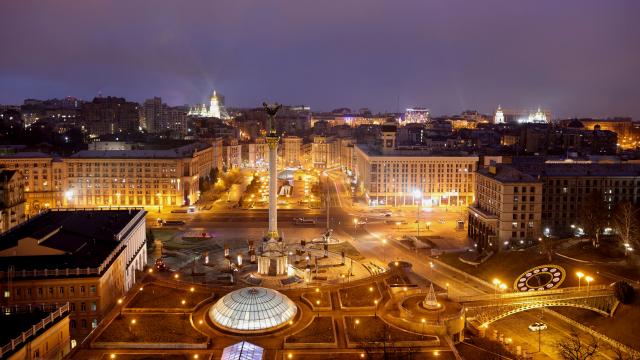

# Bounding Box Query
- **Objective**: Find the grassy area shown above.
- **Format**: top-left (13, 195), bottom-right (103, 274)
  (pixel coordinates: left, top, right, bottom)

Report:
top-left (126, 284), bottom-right (211, 309)
top-left (101, 355), bottom-right (200, 360)
top-left (551, 296), bottom-right (640, 350)
top-left (302, 290), bottom-right (331, 309)
top-left (150, 229), bottom-right (179, 242)
top-left (441, 245), bottom-right (640, 290)
top-left (339, 283), bottom-right (381, 307)
top-left (286, 316), bottom-right (335, 343)
top-left (439, 249), bottom-right (581, 288)
top-left (96, 314), bottom-right (207, 343)
top-left (329, 242), bottom-right (365, 261)
top-left (344, 316), bottom-right (425, 343)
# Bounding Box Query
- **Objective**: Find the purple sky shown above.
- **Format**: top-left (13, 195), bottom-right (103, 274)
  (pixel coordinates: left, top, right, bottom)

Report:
top-left (1, 0), bottom-right (639, 118)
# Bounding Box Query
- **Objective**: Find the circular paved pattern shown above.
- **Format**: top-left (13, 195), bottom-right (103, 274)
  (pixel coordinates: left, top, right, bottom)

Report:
top-left (513, 264), bottom-right (566, 292)
top-left (209, 287), bottom-right (297, 333)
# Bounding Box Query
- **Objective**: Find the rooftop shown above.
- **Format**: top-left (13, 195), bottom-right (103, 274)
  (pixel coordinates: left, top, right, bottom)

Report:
top-left (69, 142), bottom-right (210, 159)
top-left (0, 209), bottom-right (145, 273)
top-left (514, 162), bottom-right (640, 177)
top-left (478, 164), bottom-right (538, 183)
top-left (356, 143), bottom-right (475, 158)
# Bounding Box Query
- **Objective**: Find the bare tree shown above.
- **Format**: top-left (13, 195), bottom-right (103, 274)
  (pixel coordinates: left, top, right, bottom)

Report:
top-left (556, 328), bottom-right (599, 360)
top-left (609, 345), bottom-right (640, 360)
top-left (613, 201), bottom-right (640, 255)
top-left (579, 191), bottom-right (608, 248)
top-left (539, 236), bottom-right (555, 261)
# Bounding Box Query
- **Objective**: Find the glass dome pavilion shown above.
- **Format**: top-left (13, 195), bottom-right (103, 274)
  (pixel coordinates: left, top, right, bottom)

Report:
top-left (209, 287), bottom-right (297, 333)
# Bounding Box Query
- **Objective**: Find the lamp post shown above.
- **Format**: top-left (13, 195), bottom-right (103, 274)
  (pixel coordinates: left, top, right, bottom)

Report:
top-left (492, 278), bottom-right (501, 299)
top-left (374, 299), bottom-right (379, 316)
top-left (382, 239), bottom-right (387, 262)
top-left (576, 272), bottom-right (584, 290)
top-left (316, 300), bottom-right (320, 318)
top-left (421, 318), bottom-right (426, 340)
top-left (413, 189), bottom-right (423, 237)
top-left (586, 276), bottom-right (593, 296)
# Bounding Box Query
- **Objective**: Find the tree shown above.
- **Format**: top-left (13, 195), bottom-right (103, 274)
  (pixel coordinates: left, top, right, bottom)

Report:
top-left (609, 345), bottom-right (640, 360)
top-left (579, 191), bottom-right (608, 248)
top-left (539, 236), bottom-right (555, 262)
top-left (209, 167), bottom-right (218, 184)
top-left (613, 201), bottom-right (640, 255)
top-left (613, 281), bottom-right (635, 304)
top-left (556, 328), bottom-right (599, 360)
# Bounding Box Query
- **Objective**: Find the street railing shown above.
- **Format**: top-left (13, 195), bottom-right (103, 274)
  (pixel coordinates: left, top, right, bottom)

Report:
top-left (454, 285), bottom-right (610, 303)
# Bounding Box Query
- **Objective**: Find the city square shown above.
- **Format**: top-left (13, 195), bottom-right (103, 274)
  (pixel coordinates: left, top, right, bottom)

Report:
top-left (1, 2), bottom-right (640, 360)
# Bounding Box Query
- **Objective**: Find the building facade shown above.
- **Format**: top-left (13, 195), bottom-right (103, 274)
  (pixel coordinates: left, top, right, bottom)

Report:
top-left (354, 134), bottom-right (478, 207)
top-left (0, 209), bottom-right (147, 340)
top-left (81, 97), bottom-right (139, 137)
top-left (467, 164), bottom-right (543, 252)
top-left (281, 136), bottom-right (302, 168)
top-left (0, 144), bottom-right (213, 210)
top-left (0, 170), bottom-right (26, 233)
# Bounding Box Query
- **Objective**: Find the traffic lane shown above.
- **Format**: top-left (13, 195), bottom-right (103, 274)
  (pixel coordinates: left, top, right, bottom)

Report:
top-left (489, 310), bottom-right (615, 360)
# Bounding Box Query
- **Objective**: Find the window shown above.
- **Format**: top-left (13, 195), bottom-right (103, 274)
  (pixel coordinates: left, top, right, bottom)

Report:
top-left (70, 303), bottom-right (76, 311)
top-left (3, 290), bottom-right (9, 298)
top-left (80, 302), bottom-right (86, 311)
top-left (70, 320), bottom-right (76, 329)
top-left (81, 319), bottom-right (87, 328)
top-left (70, 286), bottom-right (74, 295)
top-left (89, 285), bottom-right (96, 293)
top-left (92, 319), bottom-right (98, 329)
top-left (80, 286), bottom-right (85, 294)
top-left (91, 302), bottom-right (97, 312)
top-left (59, 287), bottom-right (64, 295)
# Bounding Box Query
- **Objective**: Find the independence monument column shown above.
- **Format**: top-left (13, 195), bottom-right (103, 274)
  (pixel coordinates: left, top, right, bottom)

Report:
top-left (264, 102), bottom-right (282, 240)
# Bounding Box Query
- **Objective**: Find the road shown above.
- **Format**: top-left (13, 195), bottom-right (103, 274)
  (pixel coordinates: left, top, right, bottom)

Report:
top-left (146, 168), bottom-right (625, 359)
top-left (491, 310), bottom-right (617, 359)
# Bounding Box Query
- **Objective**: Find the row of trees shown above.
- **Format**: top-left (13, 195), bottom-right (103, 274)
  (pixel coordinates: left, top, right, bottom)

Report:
top-left (578, 191), bottom-right (640, 252)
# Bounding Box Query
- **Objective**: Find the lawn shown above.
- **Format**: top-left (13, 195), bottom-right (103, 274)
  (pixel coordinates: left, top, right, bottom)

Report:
top-left (126, 284), bottom-right (211, 309)
top-left (96, 314), bottom-right (207, 343)
top-left (101, 355), bottom-right (203, 360)
top-left (329, 242), bottom-right (365, 261)
top-left (344, 316), bottom-right (426, 343)
top-left (551, 296), bottom-right (640, 350)
top-left (302, 290), bottom-right (331, 309)
top-left (286, 316), bottom-right (335, 343)
top-left (339, 283), bottom-right (381, 307)
top-left (441, 245), bottom-right (640, 290)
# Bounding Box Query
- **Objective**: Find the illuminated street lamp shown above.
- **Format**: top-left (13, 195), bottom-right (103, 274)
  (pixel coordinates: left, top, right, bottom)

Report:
top-left (382, 238), bottom-right (387, 262)
top-left (585, 276), bottom-right (593, 295)
top-left (413, 189), bottom-right (423, 236)
top-left (421, 318), bottom-right (426, 340)
top-left (374, 299), bottom-right (379, 316)
top-left (576, 272), bottom-right (584, 290)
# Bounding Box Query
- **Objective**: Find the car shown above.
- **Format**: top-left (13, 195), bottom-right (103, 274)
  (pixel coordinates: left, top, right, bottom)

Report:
top-left (384, 212), bottom-right (392, 217)
top-left (528, 322), bottom-right (547, 332)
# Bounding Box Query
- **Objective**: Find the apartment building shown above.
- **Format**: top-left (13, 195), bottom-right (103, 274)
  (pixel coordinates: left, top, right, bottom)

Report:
top-left (0, 143), bottom-right (214, 210)
top-left (0, 170), bottom-right (26, 233)
top-left (0, 153), bottom-right (65, 213)
top-left (354, 127), bottom-right (477, 207)
top-left (467, 163), bottom-right (543, 252)
top-left (282, 136), bottom-right (302, 168)
top-left (0, 209), bottom-right (147, 340)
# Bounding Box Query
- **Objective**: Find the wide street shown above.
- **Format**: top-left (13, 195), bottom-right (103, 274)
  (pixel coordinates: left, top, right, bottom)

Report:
top-left (147, 168), bottom-right (624, 359)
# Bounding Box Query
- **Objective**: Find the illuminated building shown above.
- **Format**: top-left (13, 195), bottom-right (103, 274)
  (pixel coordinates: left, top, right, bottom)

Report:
top-left (0, 143), bottom-right (214, 210)
top-left (0, 170), bottom-right (26, 233)
top-left (354, 125), bottom-right (477, 207)
top-left (188, 90), bottom-right (229, 119)
top-left (0, 153), bottom-right (65, 213)
top-left (311, 135), bottom-right (340, 169)
top-left (0, 209), bottom-right (147, 340)
top-left (404, 108), bottom-right (430, 124)
top-left (281, 136), bottom-right (302, 168)
top-left (494, 106), bottom-right (550, 124)
top-left (468, 163), bottom-right (542, 252)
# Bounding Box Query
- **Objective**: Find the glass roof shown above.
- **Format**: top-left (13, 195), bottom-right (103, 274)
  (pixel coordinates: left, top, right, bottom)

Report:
top-left (209, 287), bottom-right (297, 332)
top-left (221, 341), bottom-right (264, 360)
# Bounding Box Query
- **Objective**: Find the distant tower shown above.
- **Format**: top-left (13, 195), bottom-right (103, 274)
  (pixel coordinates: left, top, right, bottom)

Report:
top-left (380, 122), bottom-right (397, 154)
top-left (494, 105), bottom-right (505, 124)
top-left (209, 90), bottom-right (221, 119)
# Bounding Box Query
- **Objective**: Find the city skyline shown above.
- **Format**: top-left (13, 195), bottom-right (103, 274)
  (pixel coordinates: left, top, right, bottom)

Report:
top-left (1, 0), bottom-right (639, 118)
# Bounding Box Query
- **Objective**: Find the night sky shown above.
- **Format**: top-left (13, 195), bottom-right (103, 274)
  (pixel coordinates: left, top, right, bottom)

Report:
top-left (1, 0), bottom-right (639, 118)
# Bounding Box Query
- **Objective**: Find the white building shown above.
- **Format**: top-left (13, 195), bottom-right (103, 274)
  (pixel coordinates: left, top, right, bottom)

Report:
top-left (354, 126), bottom-right (478, 207)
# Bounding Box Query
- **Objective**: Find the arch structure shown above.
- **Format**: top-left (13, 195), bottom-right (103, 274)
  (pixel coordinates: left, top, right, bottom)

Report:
top-left (464, 291), bottom-right (618, 327)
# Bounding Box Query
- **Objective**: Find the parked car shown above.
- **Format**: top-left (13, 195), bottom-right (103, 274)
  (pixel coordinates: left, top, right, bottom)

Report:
top-left (528, 322), bottom-right (547, 331)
